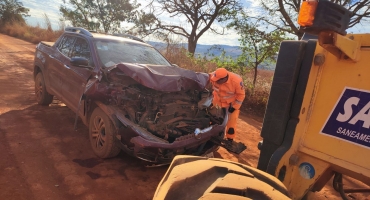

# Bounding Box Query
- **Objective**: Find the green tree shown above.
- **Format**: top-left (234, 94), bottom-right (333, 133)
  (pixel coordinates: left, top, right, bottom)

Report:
top-left (0, 0), bottom-right (29, 24)
top-left (128, 10), bottom-right (157, 37)
top-left (60, 0), bottom-right (140, 33)
top-left (259, 0), bottom-right (370, 39)
top-left (150, 0), bottom-right (242, 55)
top-left (229, 12), bottom-right (287, 95)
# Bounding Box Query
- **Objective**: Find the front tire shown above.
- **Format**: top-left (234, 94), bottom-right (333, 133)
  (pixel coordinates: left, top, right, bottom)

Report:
top-left (35, 72), bottom-right (53, 105)
top-left (89, 107), bottom-right (121, 158)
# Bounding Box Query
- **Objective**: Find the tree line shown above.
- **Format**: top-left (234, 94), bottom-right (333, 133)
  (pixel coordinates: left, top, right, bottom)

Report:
top-left (1, 0), bottom-right (370, 93)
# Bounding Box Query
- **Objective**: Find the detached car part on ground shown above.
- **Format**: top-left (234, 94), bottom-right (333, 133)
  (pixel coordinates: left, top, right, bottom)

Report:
top-left (33, 28), bottom-right (246, 164)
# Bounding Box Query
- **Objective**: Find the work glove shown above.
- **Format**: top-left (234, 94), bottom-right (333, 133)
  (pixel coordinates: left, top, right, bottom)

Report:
top-left (211, 103), bottom-right (221, 109)
top-left (228, 105), bottom-right (235, 113)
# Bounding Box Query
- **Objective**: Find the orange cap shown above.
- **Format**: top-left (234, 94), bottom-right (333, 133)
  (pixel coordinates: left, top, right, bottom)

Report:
top-left (211, 68), bottom-right (228, 82)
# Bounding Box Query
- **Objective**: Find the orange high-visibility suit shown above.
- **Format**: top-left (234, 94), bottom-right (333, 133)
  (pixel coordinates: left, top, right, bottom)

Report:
top-left (210, 69), bottom-right (245, 140)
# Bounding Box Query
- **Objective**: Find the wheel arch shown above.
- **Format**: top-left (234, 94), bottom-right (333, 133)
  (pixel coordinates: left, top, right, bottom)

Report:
top-left (33, 65), bottom-right (43, 79)
top-left (86, 101), bottom-right (123, 129)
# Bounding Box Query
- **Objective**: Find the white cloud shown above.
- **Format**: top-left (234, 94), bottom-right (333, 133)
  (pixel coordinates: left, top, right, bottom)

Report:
top-left (21, 0), bottom-right (64, 28)
top-left (198, 30), bottom-right (240, 46)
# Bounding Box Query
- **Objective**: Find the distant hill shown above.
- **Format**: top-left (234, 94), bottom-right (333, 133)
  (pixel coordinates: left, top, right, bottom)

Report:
top-left (147, 41), bottom-right (242, 58)
top-left (195, 44), bottom-right (243, 58)
top-left (148, 41), bottom-right (275, 70)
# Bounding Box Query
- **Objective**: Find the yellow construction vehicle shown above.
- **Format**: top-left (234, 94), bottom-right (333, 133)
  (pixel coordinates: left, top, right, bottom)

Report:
top-left (153, 0), bottom-right (370, 199)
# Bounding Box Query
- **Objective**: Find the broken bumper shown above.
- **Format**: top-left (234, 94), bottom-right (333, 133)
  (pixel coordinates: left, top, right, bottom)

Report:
top-left (97, 102), bottom-right (228, 164)
top-left (128, 113), bottom-right (228, 164)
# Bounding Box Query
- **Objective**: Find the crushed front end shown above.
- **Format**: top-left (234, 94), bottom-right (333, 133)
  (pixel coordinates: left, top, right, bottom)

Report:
top-left (86, 63), bottom-right (233, 164)
top-left (108, 83), bottom-right (228, 164)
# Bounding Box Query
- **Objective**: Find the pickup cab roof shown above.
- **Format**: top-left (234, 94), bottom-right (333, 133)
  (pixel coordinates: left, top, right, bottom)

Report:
top-left (64, 27), bottom-right (147, 45)
top-left (40, 41), bottom-right (55, 47)
top-left (90, 33), bottom-right (152, 47)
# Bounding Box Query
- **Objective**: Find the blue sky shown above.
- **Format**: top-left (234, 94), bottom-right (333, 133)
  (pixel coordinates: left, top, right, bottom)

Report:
top-left (20, 0), bottom-right (370, 46)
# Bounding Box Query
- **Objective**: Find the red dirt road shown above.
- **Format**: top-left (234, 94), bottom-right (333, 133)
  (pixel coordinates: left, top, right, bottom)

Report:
top-left (0, 34), bottom-right (368, 200)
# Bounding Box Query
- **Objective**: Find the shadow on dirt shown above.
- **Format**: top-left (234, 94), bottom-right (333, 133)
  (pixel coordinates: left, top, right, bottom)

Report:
top-left (239, 113), bottom-right (263, 130)
top-left (73, 158), bottom-right (103, 168)
top-left (0, 103), bottom-right (168, 199)
top-left (0, 126), bottom-right (36, 200)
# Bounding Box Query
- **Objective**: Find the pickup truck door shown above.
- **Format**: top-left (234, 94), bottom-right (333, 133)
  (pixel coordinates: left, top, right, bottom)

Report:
top-left (62, 37), bottom-right (94, 113)
top-left (47, 35), bottom-right (76, 100)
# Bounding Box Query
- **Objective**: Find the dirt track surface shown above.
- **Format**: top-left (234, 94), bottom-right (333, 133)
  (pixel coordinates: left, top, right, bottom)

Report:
top-left (0, 34), bottom-right (368, 200)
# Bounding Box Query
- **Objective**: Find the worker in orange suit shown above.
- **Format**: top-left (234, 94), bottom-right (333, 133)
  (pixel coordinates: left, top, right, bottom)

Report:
top-left (209, 68), bottom-right (245, 143)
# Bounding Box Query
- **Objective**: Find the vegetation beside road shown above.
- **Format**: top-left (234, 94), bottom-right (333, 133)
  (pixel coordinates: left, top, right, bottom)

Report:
top-left (0, 0), bottom-right (62, 43)
top-left (0, 21), bottom-right (62, 44)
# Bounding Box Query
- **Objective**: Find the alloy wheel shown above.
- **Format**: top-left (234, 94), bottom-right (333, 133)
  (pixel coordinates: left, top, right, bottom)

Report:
top-left (91, 116), bottom-right (106, 150)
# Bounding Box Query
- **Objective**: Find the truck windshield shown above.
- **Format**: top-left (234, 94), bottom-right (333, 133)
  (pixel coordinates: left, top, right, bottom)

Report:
top-left (94, 40), bottom-right (171, 67)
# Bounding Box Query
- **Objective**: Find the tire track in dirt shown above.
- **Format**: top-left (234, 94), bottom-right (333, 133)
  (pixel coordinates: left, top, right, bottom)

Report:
top-left (0, 34), bottom-right (77, 199)
top-left (20, 109), bottom-right (90, 197)
top-left (0, 109), bottom-right (72, 200)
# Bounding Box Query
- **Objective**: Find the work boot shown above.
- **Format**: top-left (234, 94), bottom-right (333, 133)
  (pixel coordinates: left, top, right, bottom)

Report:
top-left (222, 138), bottom-right (247, 154)
top-left (223, 138), bottom-right (234, 148)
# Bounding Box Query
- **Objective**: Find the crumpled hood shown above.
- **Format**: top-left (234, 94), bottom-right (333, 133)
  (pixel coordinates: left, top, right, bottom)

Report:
top-left (115, 63), bottom-right (209, 92)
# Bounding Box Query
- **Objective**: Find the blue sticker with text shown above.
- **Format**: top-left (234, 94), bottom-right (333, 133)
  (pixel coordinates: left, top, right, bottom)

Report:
top-left (321, 87), bottom-right (370, 148)
top-left (299, 162), bottom-right (315, 179)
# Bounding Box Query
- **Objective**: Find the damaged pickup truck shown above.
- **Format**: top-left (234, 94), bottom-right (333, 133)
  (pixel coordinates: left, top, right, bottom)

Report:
top-left (33, 27), bottom-right (244, 164)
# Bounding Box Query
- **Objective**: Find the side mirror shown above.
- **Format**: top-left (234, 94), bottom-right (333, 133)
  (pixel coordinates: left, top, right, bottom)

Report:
top-left (71, 57), bottom-right (92, 69)
top-left (172, 64), bottom-right (179, 68)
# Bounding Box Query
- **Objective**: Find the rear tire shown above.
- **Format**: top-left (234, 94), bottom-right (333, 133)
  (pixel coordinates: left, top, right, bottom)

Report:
top-left (35, 72), bottom-right (53, 105)
top-left (89, 107), bottom-right (121, 158)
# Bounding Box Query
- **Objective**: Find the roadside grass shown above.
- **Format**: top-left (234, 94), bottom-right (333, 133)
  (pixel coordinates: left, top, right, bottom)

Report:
top-left (0, 22), bottom-right (273, 116)
top-left (243, 69), bottom-right (273, 116)
top-left (0, 14), bottom-right (63, 44)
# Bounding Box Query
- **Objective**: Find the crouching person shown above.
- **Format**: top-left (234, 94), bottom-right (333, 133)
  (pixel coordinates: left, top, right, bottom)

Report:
top-left (209, 68), bottom-right (245, 147)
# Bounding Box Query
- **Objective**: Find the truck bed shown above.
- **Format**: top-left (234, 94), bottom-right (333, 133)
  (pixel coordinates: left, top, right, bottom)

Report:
top-left (40, 41), bottom-right (55, 47)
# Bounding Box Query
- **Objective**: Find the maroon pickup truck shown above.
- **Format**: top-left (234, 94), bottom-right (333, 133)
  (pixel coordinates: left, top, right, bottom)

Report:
top-left (33, 27), bottom-right (234, 164)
